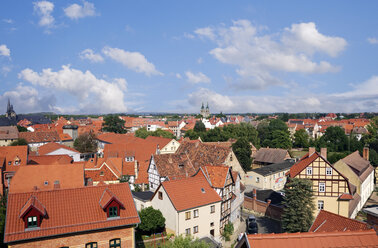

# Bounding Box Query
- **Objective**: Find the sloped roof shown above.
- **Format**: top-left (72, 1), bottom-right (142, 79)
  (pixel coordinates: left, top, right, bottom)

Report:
top-left (84, 157), bottom-right (123, 182)
top-left (5, 183), bottom-right (139, 243)
top-left (19, 131), bottom-right (60, 143)
top-left (252, 160), bottom-right (295, 176)
top-left (0, 126), bottom-right (18, 140)
top-left (38, 142), bottom-right (79, 155)
top-left (145, 136), bottom-right (173, 148)
top-left (159, 172), bottom-right (221, 211)
top-left (0, 145), bottom-right (28, 170)
top-left (202, 165), bottom-right (231, 188)
top-left (288, 152), bottom-right (319, 177)
top-left (9, 163), bottom-right (84, 193)
top-left (58, 133), bottom-right (72, 141)
top-left (254, 148), bottom-right (289, 164)
top-left (19, 196), bottom-right (46, 218)
top-left (97, 133), bottom-right (139, 144)
top-left (309, 210), bottom-right (370, 232)
top-left (244, 229), bottom-right (378, 248)
top-left (342, 151), bottom-right (372, 178)
top-left (28, 155), bottom-right (73, 165)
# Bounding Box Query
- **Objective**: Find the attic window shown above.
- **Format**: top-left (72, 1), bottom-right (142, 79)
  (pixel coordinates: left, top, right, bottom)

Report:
top-left (201, 188), bottom-right (205, 193)
top-left (179, 163), bottom-right (184, 168)
top-left (27, 216), bottom-right (38, 228)
top-left (44, 181), bottom-right (48, 186)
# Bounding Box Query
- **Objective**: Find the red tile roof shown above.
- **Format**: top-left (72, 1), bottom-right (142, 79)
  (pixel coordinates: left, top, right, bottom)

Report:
top-left (19, 131), bottom-right (60, 143)
top-left (288, 152), bottom-right (319, 177)
top-left (19, 196), bottom-right (47, 218)
top-left (84, 157), bottom-right (123, 182)
top-left (9, 163), bottom-right (84, 193)
top-left (309, 210), bottom-right (370, 232)
top-left (4, 183), bottom-right (140, 243)
top-left (38, 142), bottom-right (79, 155)
top-left (201, 165), bottom-right (231, 188)
top-left (157, 172), bottom-right (221, 211)
top-left (244, 229), bottom-right (378, 248)
top-left (0, 146), bottom-right (28, 171)
top-left (28, 155), bottom-right (73, 165)
top-left (59, 133), bottom-right (72, 141)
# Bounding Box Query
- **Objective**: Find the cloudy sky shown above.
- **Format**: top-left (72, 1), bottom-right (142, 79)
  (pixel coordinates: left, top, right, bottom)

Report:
top-left (0, 1), bottom-right (378, 114)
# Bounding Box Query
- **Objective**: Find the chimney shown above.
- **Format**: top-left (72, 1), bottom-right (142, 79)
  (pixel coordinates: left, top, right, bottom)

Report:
top-left (320, 148), bottom-right (327, 160)
top-left (267, 199), bottom-right (271, 205)
top-left (363, 147), bottom-right (369, 161)
top-left (253, 188), bottom-right (257, 200)
top-left (54, 180), bottom-right (60, 189)
top-left (309, 147), bottom-right (316, 156)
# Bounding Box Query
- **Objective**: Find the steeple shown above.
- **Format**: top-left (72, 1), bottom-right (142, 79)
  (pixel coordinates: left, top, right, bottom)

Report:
top-left (7, 98), bottom-right (11, 112)
top-left (201, 102), bottom-right (204, 110)
top-left (206, 102), bottom-right (209, 110)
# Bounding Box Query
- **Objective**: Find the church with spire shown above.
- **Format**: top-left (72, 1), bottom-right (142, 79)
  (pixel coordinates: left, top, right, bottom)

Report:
top-left (5, 98), bottom-right (16, 119)
top-left (200, 102), bottom-right (210, 118)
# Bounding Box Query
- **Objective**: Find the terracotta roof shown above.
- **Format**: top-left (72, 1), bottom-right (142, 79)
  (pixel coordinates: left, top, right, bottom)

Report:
top-left (254, 148), bottom-right (290, 164)
top-left (201, 165), bottom-right (231, 188)
top-left (84, 157), bottom-right (123, 182)
top-left (38, 142), bottom-right (79, 155)
top-left (97, 133), bottom-right (140, 144)
top-left (28, 155), bottom-right (73, 165)
top-left (122, 161), bottom-right (136, 176)
top-left (309, 210), bottom-right (370, 232)
top-left (288, 152), bottom-right (319, 177)
top-left (19, 196), bottom-right (47, 218)
top-left (0, 146), bottom-right (28, 170)
top-left (4, 183), bottom-right (140, 243)
top-left (145, 136), bottom-right (172, 148)
top-left (19, 131), bottom-right (60, 143)
top-left (0, 126), bottom-right (19, 140)
top-left (244, 229), bottom-right (378, 248)
top-left (99, 188), bottom-right (125, 209)
top-left (9, 163), bottom-right (84, 193)
top-left (158, 172), bottom-right (221, 211)
top-left (59, 133), bottom-right (72, 141)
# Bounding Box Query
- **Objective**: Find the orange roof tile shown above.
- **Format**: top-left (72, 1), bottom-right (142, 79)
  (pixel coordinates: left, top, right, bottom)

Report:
top-left (84, 157), bottom-right (123, 182)
top-left (309, 210), bottom-right (370, 232)
top-left (28, 155), bottom-right (73, 165)
top-left (202, 165), bottom-right (231, 188)
top-left (157, 172), bottom-right (221, 211)
top-left (0, 146), bottom-right (28, 172)
top-left (59, 133), bottom-right (72, 141)
top-left (19, 196), bottom-right (47, 218)
top-left (9, 163), bottom-right (84, 193)
top-left (4, 183), bottom-right (139, 243)
top-left (288, 152), bottom-right (319, 177)
top-left (19, 131), bottom-right (60, 143)
top-left (38, 142), bottom-right (79, 155)
top-left (244, 229), bottom-right (378, 248)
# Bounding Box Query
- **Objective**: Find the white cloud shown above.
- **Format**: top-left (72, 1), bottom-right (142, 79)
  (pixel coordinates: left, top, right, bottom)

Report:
top-left (18, 65), bottom-right (128, 113)
top-left (175, 73), bottom-right (182, 79)
top-left (185, 71), bottom-right (211, 84)
top-left (1, 66), bottom-right (12, 76)
top-left (0, 44), bottom-right (10, 57)
top-left (3, 19), bottom-right (13, 24)
top-left (102, 46), bottom-right (163, 76)
top-left (79, 49), bottom-right (104, 62)
top-left (183, 75), bottom-right (378, 113)
top-left (195, 20), bottom-right (345, 89)
top-left (367, 37), bottom-right (378, 44)
top-left (64, 1), bottom-right (96, 20)
top-left (33, 1), bottom-right (55, 29)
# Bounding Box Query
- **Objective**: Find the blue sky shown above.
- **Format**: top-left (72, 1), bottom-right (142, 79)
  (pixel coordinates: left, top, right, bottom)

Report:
top-left (0, 1), bottom-right (377, 114)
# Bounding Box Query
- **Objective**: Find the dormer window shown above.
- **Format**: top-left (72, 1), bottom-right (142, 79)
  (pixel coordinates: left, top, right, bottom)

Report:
top-left (126, 157), bottom-right (134, 162)
top-left (27, 216), bottom-right (38, 228)
top-left (99, 188), bottom-right (124, 219)
top-left (109, 206), bottom-right (118, 217)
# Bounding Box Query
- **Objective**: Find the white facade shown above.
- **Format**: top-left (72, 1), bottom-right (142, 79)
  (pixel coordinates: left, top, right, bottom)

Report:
top-left (358, 171), bottom-right (375, 212)
top-left (44, 147), bottom-right (81, 162)
top-left (160, 139), bottom-right (180, 154)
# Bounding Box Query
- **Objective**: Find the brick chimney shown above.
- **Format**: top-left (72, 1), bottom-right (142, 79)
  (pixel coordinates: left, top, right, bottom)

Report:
top-left (54, 180), bottom-right (60, 189)
top-left (309, 147), bottom-right (316, 156)
top-left (253, 188), bottom-right (257, 200)
top-left (320, 148), bottom-right (327, 160)
top-left (363, 147), bottom-right (369, 161)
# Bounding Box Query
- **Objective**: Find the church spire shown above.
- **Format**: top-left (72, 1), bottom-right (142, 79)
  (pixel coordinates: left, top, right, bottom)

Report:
top-left (201, 102), bottom-right (204, 109)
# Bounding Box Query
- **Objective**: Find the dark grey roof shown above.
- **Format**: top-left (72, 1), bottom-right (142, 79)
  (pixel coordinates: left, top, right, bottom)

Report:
top-left (0, 114), bottom-right (51, 127)
top-left (252, 160), bottom-right (295, 176)
top-left (132, 191), bottom-right (154, 202)
top-left (63, 125), bottom-right (78, 129)
top-left (245, 189), bottom-right (284, 205)
top-left (254, 148), bottom-right (290, 164)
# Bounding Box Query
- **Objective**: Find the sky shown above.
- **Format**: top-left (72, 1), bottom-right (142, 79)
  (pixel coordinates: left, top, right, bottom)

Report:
top-left (0, 1), bottom-right (378, 114)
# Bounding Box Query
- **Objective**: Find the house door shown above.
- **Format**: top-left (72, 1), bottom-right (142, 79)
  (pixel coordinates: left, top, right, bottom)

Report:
top-left (210, 229), bottom-right (214, 236)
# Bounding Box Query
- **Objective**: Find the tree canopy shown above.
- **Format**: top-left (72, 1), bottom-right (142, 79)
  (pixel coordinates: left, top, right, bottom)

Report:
top-left (232, 138), bottom-right (252, 171)
top-left (293, 129), bottom-right (309, 148)
top-left (102, 115), bottom-right (127, 134)
top-left (135, 127), bottom-right (175, 139)
top-left (162, 235), bottom-right (209, 248)
top-left (73, 132), bottom-right (97, 153)
top-left (10, 138), bottom-right (28, 146)
top-left (282, 178), bottom-right (315, 233)
top-left (194, 121), bottom-right (206, 133)
top-left (258, 119), bottom-right (290, 148)
top-left (138, 207), bottom-right (165, 234)
top-left (318, 126), bottom-right (348, 152)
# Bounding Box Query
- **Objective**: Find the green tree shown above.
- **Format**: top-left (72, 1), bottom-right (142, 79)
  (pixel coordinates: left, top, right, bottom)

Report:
top-left (222, 222), bottom-right (234, 241)
top-left (162, 235), bottom-right (209, 248)
top-left (271, 130), bottom-right (292, 149)
top-left (102, 115), bottom-right (127, 134)
top-left (16, 125), bottom-right (28, 132)
top-left (194, 121), bottom-right (206, 133)
top-left (318, 126), bottom-right (348, 152)
top-left (258, 119), bottom-right (289, 148)
top-left (73, 132), bottom-right (97, 153)
top-left (222, 123), bottom-right (260, 147)
top-left (135, 128), bottom-right (176, 139)
top-left (10, 138), bottom-right (28, 146)
top-left (327, 152), bottom-right (349, 164)
top-left (135, 127), bottom-right (149, 139)
top-left (293, 129), bottom-right (309, 148)
top-left (184, 129), bottom-right (202, 140)
top-left (282, 178), bottom-right (315, 233)
top-left (138, 207), bottom-right (165, 234)
top-left (0, 193), bottom-right (7, 248)
top-left (232, 138), bottom-right (252, 171)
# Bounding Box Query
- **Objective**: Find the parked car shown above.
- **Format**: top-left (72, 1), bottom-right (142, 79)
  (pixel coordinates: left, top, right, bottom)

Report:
top-left (246, 215), bottom-right (258, 234)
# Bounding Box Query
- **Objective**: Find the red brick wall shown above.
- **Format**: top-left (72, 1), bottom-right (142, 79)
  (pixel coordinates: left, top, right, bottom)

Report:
top-left (243, 196), bottom-right (283, 220)
top-left (9, 226), bottom-right (134, 248)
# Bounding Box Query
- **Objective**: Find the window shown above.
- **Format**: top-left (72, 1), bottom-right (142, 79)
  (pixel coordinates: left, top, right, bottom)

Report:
top-left (306, 167), bottom-right (313, 175)
top-left (27, 216), bottom-right (37, 228)
top-left (256, 177), bottom-right (260, 183)
top-left (158, 192), bottom-right (163, 200)
top-left (194, 209), bottom-right (199, 218)
top-left (100, 171), bottom-right (104, 176)
top-left (210, 205), bottom-right (215, 213)
top-left (326, 168), bottom-right (332, 175)
top-left (319, 183), bottom-right (325, 192)
top-left (230, 154), bottom-right (233, 161)
top-left (185, 228), bottom-right (191, 235)
top-left (14, 160), bottom-right (20, 165)
top-left (318, 200), bottom-right (324, 210)
top-left (185, 211), bottom-right (191, 220)
top-left (109, 238), bottom-right (121, 248)
top-left (85, 242), bottom-right (97, 248)
top-left (109, 206), bottom-right (118, 217)
top-left (210, 222), bottom-right (214, 227)
top-left (193, 226), bottom-right (199, 233)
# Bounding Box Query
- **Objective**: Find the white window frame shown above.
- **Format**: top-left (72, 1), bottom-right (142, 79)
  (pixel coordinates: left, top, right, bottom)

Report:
top-left (185, 228), bottom-right (191, 235)
top-left (194, 209), bottom-right (199, 218)
top-left (326, 167), bottom-right (332, 176)
top-left (256, 177), bottom-right (260, 183)
top-left (306, 167), bottom-right (313, 175)
top-left (318, 200), bottom-right (324, 210)
top-left (319, 182), bottom-right (325, 192)
top-left (193, 226), bottom-right (199, 233)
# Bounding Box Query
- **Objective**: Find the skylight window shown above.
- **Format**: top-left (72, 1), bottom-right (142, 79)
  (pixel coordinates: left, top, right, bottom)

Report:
top-left (201, 188), bottom-right (205, 193)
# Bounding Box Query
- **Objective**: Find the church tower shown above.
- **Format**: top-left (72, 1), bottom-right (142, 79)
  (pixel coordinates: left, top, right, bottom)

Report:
top-left (200, 102), bottom-right (210, 118)
top-left (5, 98), bottom-right (16, 119)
